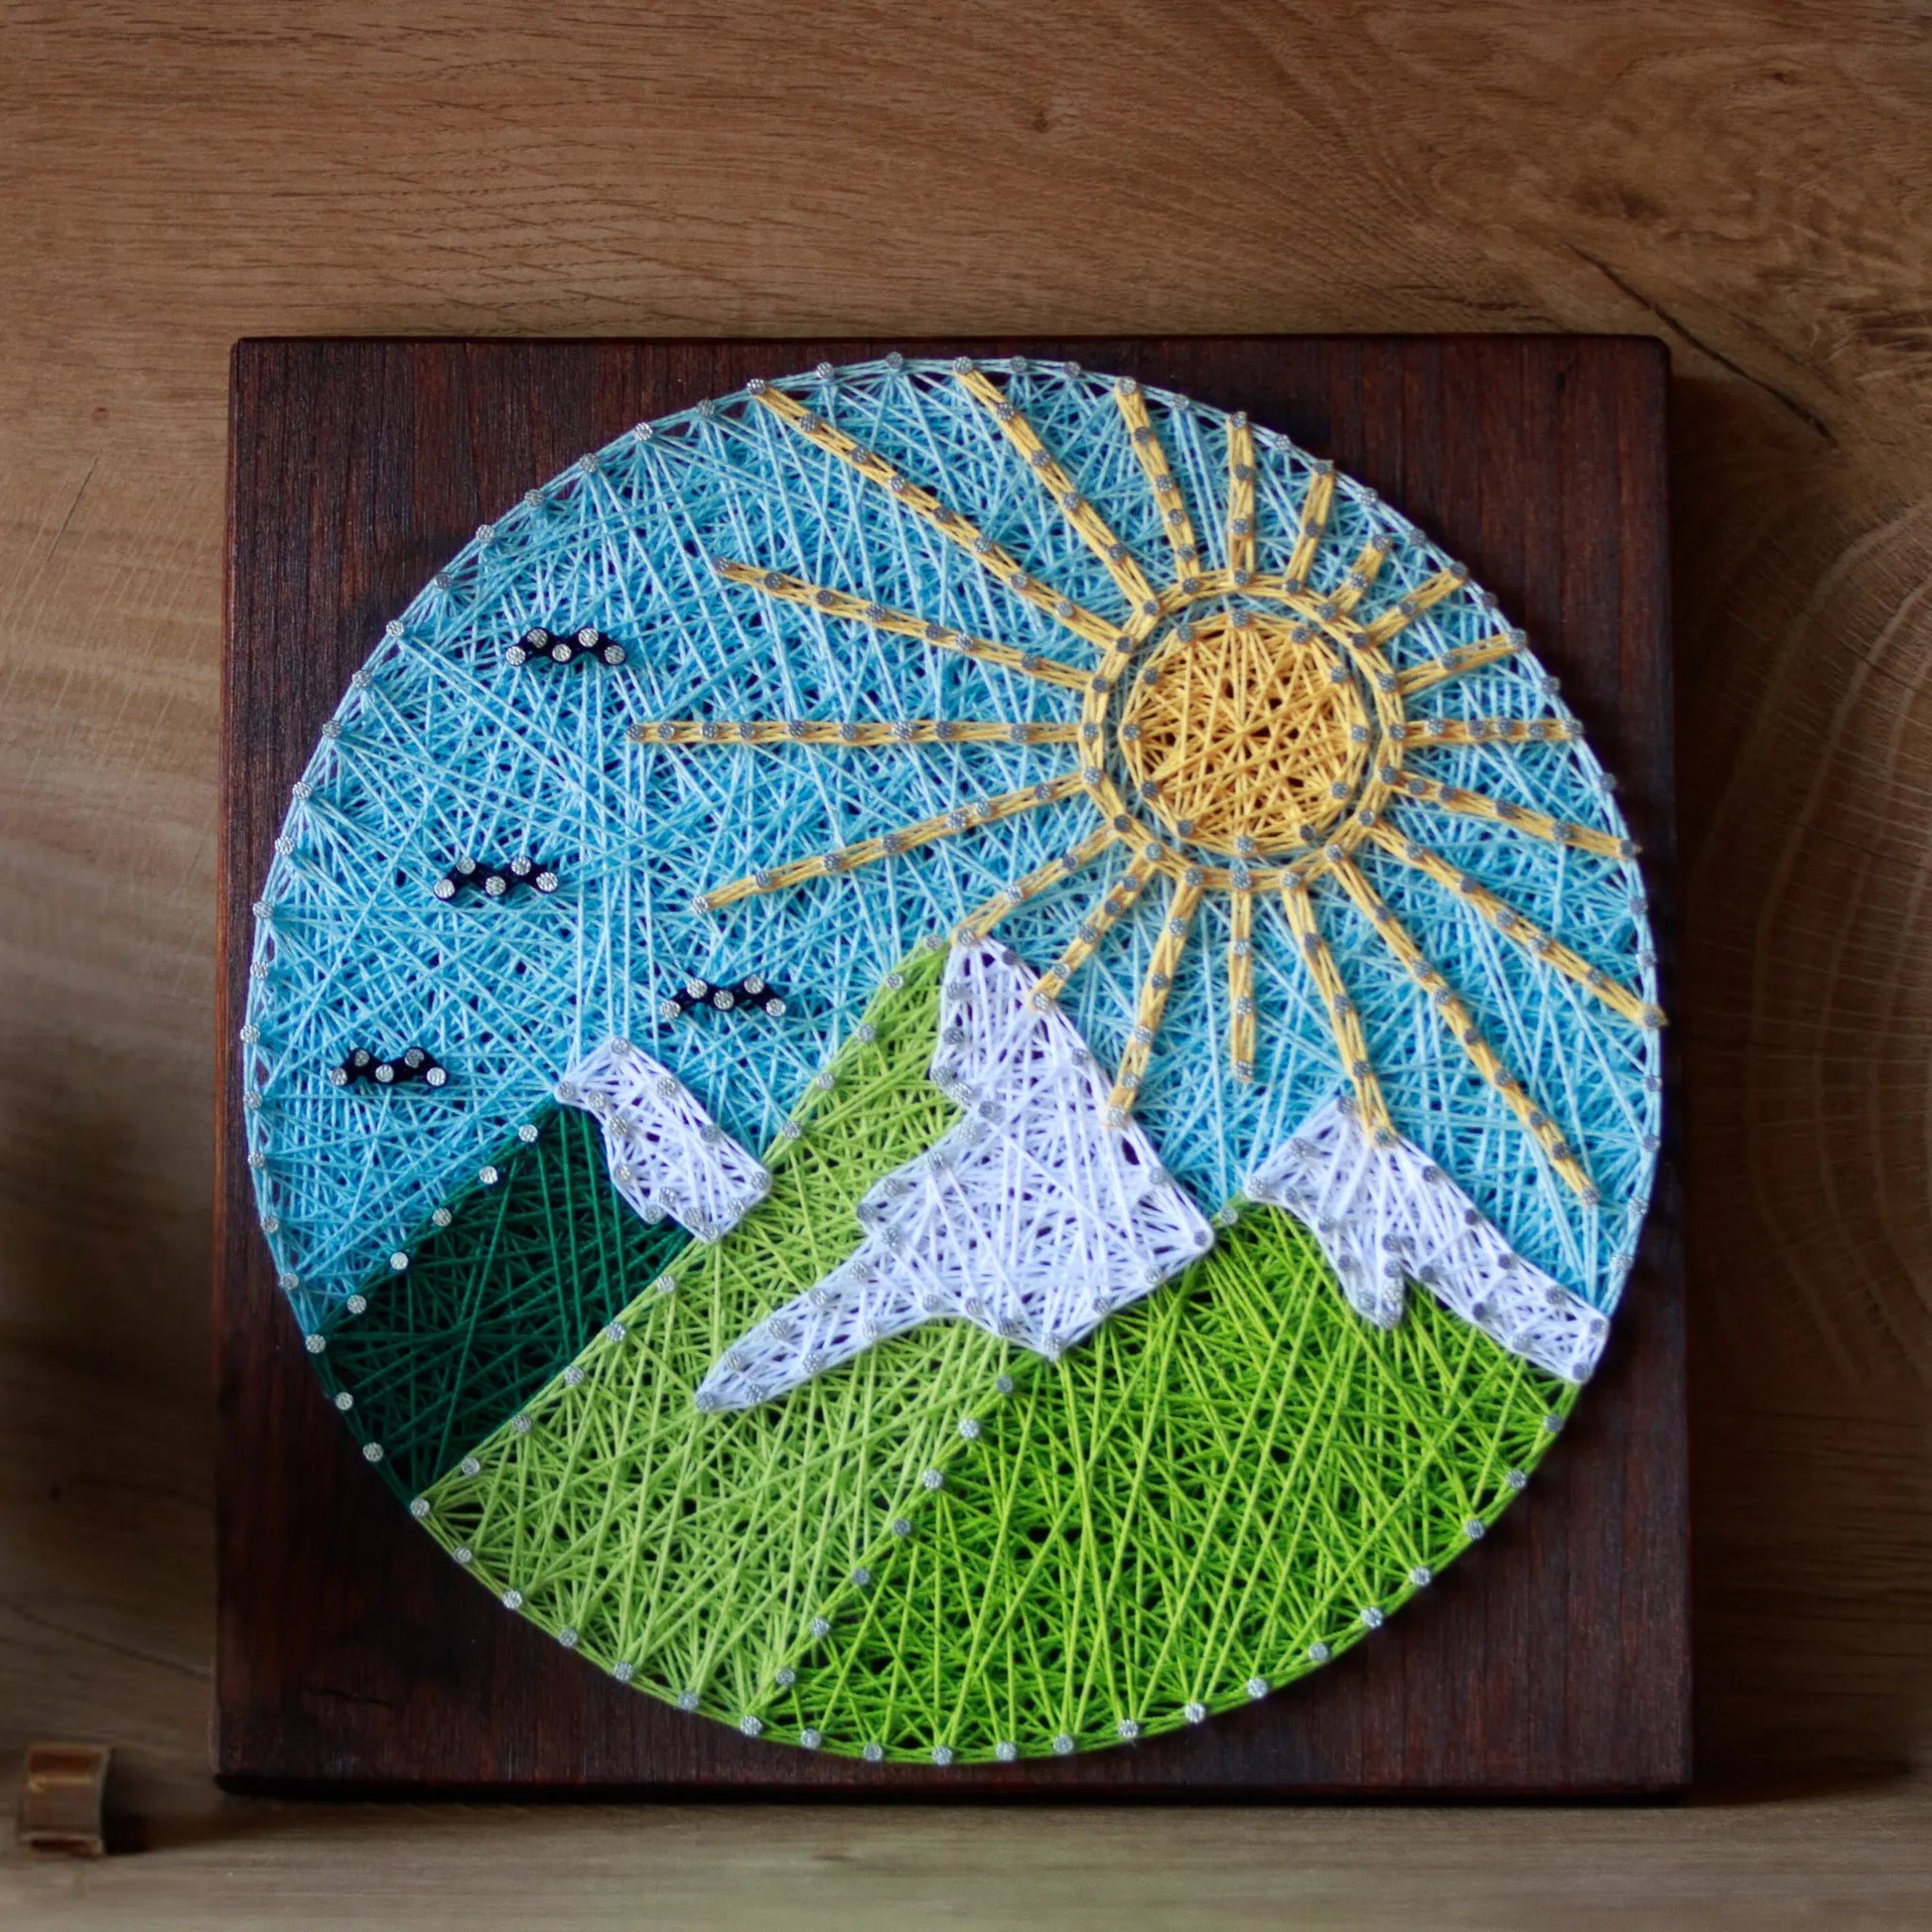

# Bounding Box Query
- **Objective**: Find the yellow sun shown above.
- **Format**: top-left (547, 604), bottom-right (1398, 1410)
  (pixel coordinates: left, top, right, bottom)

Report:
top-left (630, 367), bottom-right (1663, 1201)
top-left (1116, 608), bottom-right (1369, 854)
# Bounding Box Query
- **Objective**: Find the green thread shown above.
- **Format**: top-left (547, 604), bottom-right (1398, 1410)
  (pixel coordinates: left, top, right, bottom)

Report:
top-left (771, 1207), bottom-right (1571, 1758)
top-left (315, 1108), bottom-right (687, 1499)
top-left (423, 949), bottom-right (1018, 1714)
top-left (417, 952), bottom-right (1573, 1759)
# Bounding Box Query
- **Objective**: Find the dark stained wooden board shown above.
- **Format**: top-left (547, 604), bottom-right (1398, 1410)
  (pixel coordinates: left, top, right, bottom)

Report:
top-left (217, 336), bottom-right (1684, 1795)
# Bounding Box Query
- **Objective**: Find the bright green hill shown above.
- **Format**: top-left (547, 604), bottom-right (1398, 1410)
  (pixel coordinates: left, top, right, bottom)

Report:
top-left (392, 948), bottom-right (1572, 1760)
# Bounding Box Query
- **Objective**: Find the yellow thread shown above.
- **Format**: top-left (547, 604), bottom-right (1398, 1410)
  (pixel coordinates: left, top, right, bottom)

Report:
top-left (700, 772), bottom-right (1085, 912)
top-left (1113, 383), bottom-right (1200, 583)
top-left (1327, 856), bottom-right (1594, 1196)
top-left (955, 369), bottom-right (1158, 619)
top-left (1394, 717), bottom-right (1582, 747)
top-left (715, 561), bottom-right (1091, 692)
top-left (1394, 633), bottom-right (1520, 698)
top-left (1361, 567), bottom-right (1465, 646)
top-left (953, 827), bottom-right (1116, 941)
top-left (1108, 874), bottom-right (1203, 1115)
top-left (1118, 612), bottom-right (1368, 857)
top-left (1329, 542), bottom-right (1388, 616)
top-left (750, 386), bottom-right (1118, 651)
top-left (1278, 878), bottom-right (1392, 1139)
top-left (1036, 859), bottom-right (1156, 1002)
top-left (1226, 415), bottom-right (1256, 579)
top-left (1365, 823), bottom-right (1660, 1030)
top-left (1395, 772), bottom-right (1634, 862)
top-left (1285, 467), bottom-right (1334, 586)
top-left (632, 719), bottom-right (1080, 748)
top-left (1227, 887), bottom-right (1256, 1081)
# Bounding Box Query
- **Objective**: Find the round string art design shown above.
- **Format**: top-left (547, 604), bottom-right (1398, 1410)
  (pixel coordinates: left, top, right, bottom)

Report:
top-left (242, 355), bottom-right (1663, 1763)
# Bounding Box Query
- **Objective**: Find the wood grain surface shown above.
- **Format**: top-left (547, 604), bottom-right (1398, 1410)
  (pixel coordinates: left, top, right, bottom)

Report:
top-left (217, 333), bottom-right (1684, 1796)
top-left (2, 0), bottom-right (1929, 1921)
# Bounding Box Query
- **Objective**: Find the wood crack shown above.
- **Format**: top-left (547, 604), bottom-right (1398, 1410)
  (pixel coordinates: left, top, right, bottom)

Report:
top-left (1566, 244), bottom-right (1837, 445)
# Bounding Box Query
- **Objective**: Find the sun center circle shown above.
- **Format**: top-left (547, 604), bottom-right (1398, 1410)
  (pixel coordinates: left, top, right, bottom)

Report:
top-left (1116, 610), bottom-right (1371, 858)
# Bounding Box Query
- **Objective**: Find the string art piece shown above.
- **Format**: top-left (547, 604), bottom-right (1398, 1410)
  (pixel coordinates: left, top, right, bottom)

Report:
top-left (241, 354), bottom-right (1662, 1764)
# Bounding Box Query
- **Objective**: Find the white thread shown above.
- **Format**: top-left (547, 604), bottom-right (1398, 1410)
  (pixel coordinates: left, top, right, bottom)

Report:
top-left (697, 938), bottom-right (1215, 1409)
top-left (558, 1039), bottom-right (768, 1243)
top-left (1245, 1091), bottom-right (1608, 1381)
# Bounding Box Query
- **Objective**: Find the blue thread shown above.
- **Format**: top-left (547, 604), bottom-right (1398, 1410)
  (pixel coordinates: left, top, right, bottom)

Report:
top-left (242, 358), bottom-right (1660, 1333)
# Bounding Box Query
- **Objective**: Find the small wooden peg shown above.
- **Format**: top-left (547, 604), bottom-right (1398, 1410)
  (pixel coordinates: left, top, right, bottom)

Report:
top-left (17, 1742), bottom-right (111, 1857)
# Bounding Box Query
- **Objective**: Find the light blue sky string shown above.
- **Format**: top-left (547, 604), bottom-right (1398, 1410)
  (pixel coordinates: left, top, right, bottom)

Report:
top-left (240, 357), bottom-right (1660, 1336)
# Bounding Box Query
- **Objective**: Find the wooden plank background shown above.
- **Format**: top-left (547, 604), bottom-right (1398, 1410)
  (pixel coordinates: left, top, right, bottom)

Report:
top-left (218, 333), bottom-right (1684, 1794)
top-left (2, 0), bottom-right (1928, 1920)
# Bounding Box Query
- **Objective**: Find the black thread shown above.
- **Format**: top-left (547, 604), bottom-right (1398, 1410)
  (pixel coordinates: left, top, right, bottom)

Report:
top-left (505, 625), bottom-right (627, 668)
top-left (434, 854), bottom-right (561, 901)
top-left (661, 974), bottom-right (788, 1020)
top-left (334, 1045), bottom-right (448, 1089)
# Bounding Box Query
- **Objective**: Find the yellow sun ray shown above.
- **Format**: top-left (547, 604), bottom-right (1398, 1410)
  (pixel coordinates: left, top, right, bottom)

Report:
top-left (748, 381), bottom-right (1120, 652)
top-left (952, 826), bottom-right (1116, 943)
top-left (1395, 716), bottom-right (1582, 747)
top-left (1226, 414), bottom-right (1257, 580)
top-left (954, 368), bottom-right (1160, 626)
top-left (714, 560), bottom-right (1091, 693)
top-left (1391, 772), bottom-right (1637, 862)
top-left (1277, 876), bottom-right (1394, 1140)
top-left (1393, 632), bottom-right (1521, 697)
top-left (1113, 380), bottom-right (1201, 584)
top-left (1227, 885), bottom-right (1256, 1082)
top-left (1329, 539), bottom-right (1390, 616)
top-left (631, 718), bottom-right (1079, 749)
top-left (697, 771), bottom-right (1086, 913)
top-left (1035, 858), bottom-right (1159, 1003)
top-left (1360, 566), bottom-right (1467, 646)
top-left (1326, 855), bottom-right (1595, 1197)
top-left (1284, 464), bottom-right (1335, 587)
top-left (1364, 822), bottom-right (1662, 1031)
top-left (1108, 873), bottom-right (1204, 1116)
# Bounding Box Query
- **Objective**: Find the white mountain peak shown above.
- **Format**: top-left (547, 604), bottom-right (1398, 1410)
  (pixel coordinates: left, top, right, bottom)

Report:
top-left (695, 938), bottom-right (1215, 1411)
